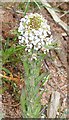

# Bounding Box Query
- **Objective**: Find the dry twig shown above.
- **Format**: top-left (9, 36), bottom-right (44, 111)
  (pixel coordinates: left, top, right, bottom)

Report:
top-left (40, 0), bottom-right (69, 34)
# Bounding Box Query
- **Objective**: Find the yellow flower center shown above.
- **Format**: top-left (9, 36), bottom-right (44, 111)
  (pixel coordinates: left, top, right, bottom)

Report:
top-left (28, 16), bottom-right (42, 30)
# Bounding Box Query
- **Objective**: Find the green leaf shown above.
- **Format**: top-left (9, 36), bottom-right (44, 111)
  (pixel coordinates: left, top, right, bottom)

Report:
top-left (20, 88), bottom-right (27, 114)
top-left (33, 0), bottom-right (41, 9)
top-left (0, 89), bottom-right (2, 94)
top-left (34, 104), bottom-right (41, 117)
top-left (0, 87), bottom-right (7, 94)
top-left (35, 73), bottom-right (46, 86)
top-left (24, 0), bottom-right (30, 16)
top-left (2, 67), bottom-right (11, 75)
top-left (23, 58), bottom-right (30, 77)
top-left (42, 74), bottom-right (50, 86)
top-left (2, 45), bottom-right (25, 64)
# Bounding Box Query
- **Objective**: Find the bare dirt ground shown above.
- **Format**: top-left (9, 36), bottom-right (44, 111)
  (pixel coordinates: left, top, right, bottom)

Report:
top-left (1, 2), bottom-right (68, 118)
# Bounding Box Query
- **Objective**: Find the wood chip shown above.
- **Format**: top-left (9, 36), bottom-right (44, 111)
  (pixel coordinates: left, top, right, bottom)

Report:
top-left (47, 91), bottom-right (60, 118)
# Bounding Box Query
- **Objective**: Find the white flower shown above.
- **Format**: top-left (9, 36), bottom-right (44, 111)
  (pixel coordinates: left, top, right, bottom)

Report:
top-left (18, 27), bottom-right (21, 32)
top-left (18, 36), bottom-right (22, 40)
top-left (43, 30), bottom-right (48, 37)
top-left (18, 13), bottom-right (54, 53)
top-left (21, 31), bottom-right (23, 35)
top-left (25, 39), bottom-right (28, 44)
top-left (42, 41), bottom-right (45, 45)
top-left (20, 18), bottom-right (26, 22)
top-left (33, 41), bottom-right (37, 45)
top-left (19, 40), bottom-right (23, 44)
top-left (37, 38), bottom-right (40, 42)
top-left (40, 35), bottom-right (44, 39)
top-left (18, 25), bottom-right (24, 32)
top-left (38, 45), bottom-right (41, 49)
top-left (25, 15), bottom-right (28, 19)
top-left (34, 46), bottom-right (39, 51)
top-left (29, 13), bottom-right (34, 18)
top-left (22, 36), bottom-right (25, 41)
top-left (29, 44), bottom-right (33, 49)
top-left (28, 49), bottom-right (31, 52)
top-left (32, 29), bottom-right (36, 33)
top-left (31, 35), bottom-right (34, 40)
top-left (29, 32), bottom-right (33, 37)
top-left (40, 38), bottom-right (43, 42)
top-left (20, 22), bottom-right (23, 26)
top-left (25, 31), bottom-right (28, 36)
top-left (31, 53), bottom-right (37, 60)
top-left (39, 28), bottom-right (43, 35)
top-left (38, 42), bottom-right (41, 46)
top-left (35, 36), bottom-right (38, 40)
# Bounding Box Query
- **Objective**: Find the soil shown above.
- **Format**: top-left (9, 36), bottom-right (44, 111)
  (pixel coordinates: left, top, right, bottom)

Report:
top-left (1, 2), bottom-right (68, 119)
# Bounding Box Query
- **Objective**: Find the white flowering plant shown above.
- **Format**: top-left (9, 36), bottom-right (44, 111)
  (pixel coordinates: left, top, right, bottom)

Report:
top-left (18, 13), bottom-right (57, 118)
top-left (18, 13), bottom-right (56, 56)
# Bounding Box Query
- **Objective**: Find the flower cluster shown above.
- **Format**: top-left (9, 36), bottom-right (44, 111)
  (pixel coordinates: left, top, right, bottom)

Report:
top-left (18, 13), bottom-right (54, 54)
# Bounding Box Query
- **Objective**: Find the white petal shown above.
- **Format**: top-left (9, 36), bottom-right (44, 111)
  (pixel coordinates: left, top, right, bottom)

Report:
top-left (38, 45), bottom-right (41, 49)
top-left (25, 15), bottom-right (28, 19)
top-left (29, 44), bottom-right (32, 49)
top-left (19, 40), bottom-right (23, 44)
top-left (38, 42), bottom-right (41, 46)
top-left (35, 36), bottom-right (39, 40)
top-left (33, 41), bottom-right (37, 45)
top-left (18, 26), bottom-right (24, 32)
top-left (34, 46), bottom-right (38, 51)
top-left (22, 37), bottom-right (24, 41)
top-left (28, 49), bottom-right (31, 52)
top-left (21, 31), bottom-right (23, 35)
top-left (18, 36), bottom-right (22, 39)
top-left (25, 31), bottom-right (28, 36)
top-left (20, 18), bottom-right (26, 22)
top-left (42, 41), bottom-right (45, 45)
top-left (25, 39), bottom-right (28, 44)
